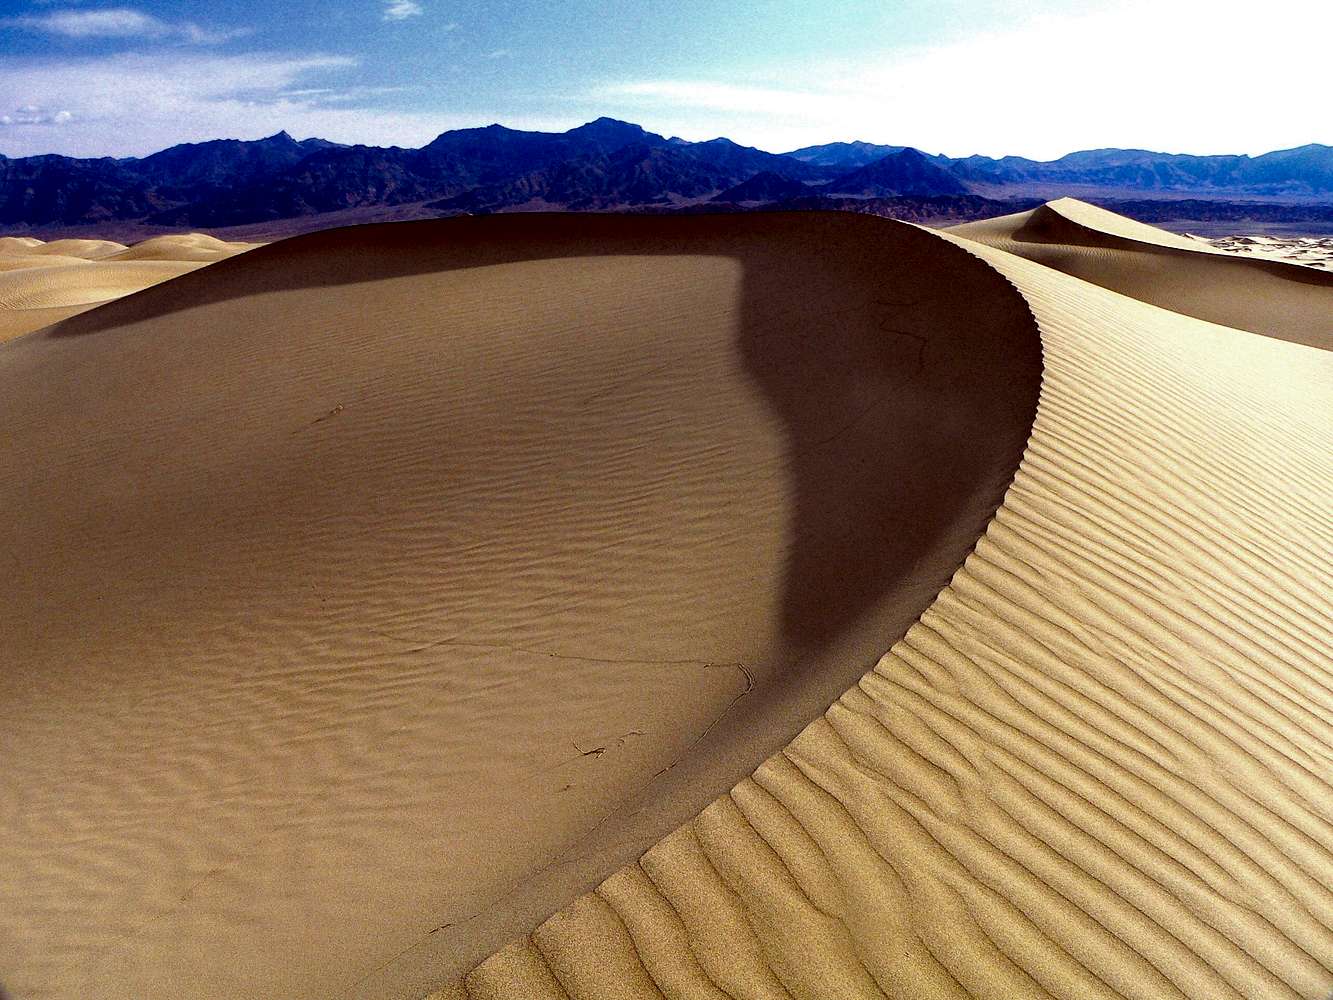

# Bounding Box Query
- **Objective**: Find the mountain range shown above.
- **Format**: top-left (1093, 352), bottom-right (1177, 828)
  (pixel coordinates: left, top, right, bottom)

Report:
top-left (1, 117), bottom-right (1330, 231)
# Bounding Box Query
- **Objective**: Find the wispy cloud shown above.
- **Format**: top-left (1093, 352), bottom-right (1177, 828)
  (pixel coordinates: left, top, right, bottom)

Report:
top-left (0, 51), bottom-right (569, 157)
top-left (482, 48), bottom-right (509, 59)
top-left (4, 7), bottom-right (244, 45)
top-left (381, 0), bottom-right (423, 21)
top-left (0, 104), bottom-right (72, 127)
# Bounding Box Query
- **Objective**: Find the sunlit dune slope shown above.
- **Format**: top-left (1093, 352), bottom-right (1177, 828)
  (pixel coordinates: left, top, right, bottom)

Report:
top-left (0, 253), bottom-right (92, 272)
top-left (29, 237), bottom-right (129, 259)
top-left (949, 196), bottom-right (1333, 350)
top-left (0, 213), bottom-right (1041, 1000)
top-left (0, 258), bottom-right (207, 309)
top-left (0, 235), bottom-right (45, 251)
top-left (0, 233), bottom-right (258, 340)
top-left (426, 224), bottom-right (1333, 1000)
top-left (107, 233), bottom-right (264, 262)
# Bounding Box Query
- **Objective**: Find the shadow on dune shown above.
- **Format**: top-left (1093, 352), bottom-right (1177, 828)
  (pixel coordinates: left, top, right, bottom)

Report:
top-left (32, 213), bottom-right (1042, 988)
top-left (45, 214), bottom-right (1038, 698)
top-left (46, 212), bottom-right (1038, 660)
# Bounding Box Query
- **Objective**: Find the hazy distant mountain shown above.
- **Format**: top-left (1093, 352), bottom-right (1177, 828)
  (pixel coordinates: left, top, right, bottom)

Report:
top-left (711, 171), bottom-right (811, 204)
top-left (683, 137), bottom-right (830, 182)
top-left (1, 119), bottom-right (1330, 231)
top-left (949, 144), bottom-right (1333, 196)
top-left (130, 131), bottom-right (341, 193)
top-left (784, 140), bottom-right (911, 169)
top-left (0, 154), bottom-right (163, 226)
top-left (824, 148), bottom-right (972, 197)
top-left (432, 142), bottom-right (795, 213)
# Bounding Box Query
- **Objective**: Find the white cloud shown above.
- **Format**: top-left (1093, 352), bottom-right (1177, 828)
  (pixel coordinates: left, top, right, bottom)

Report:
top-left (5, 7), bottom-right (243, 45)
top-left (482, 49), bottom-right (509, 59)
top-left (593, 0), bottom-right (1332, 158)
top-left (0, 51), bottom-right (570, 157)
top-left (381, 1), bottom-right (423, 21)
top-left (0, 105), bottom-right (72, 126)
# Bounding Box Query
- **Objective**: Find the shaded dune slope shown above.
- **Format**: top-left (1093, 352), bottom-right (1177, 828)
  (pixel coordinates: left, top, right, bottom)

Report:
top-left (427, 227), bottom-right (1333, 999)
top-left (0, 213), bottom-right (1041, 999)
top-left (949, 197), bottom-right (1333, 351)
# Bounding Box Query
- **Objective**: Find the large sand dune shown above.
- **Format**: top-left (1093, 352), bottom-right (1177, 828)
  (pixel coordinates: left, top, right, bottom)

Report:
top-left (2, 205), bottom-right (1329, 1000)
top-left (949, 197), bottom-right (1333, 351)
top-left (0, 213), bottom-right (1041, 999)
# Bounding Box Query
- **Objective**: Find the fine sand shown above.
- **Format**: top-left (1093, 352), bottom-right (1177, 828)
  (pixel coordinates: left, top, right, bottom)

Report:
top-left (0, 234), bottom-right (258, 341)
top-left (2, 205), bottom-right (1330, 1000)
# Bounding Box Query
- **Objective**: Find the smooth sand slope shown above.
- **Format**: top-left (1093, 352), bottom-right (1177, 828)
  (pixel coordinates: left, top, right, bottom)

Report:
top-left (420, 216), bottom-right (1333, 999)
top-left (949, 197), bottom-right (1333, 351)
top-left (0, 213), bottom-right (1041, 999)
top-left (0, 234), bottom-right (258, 341)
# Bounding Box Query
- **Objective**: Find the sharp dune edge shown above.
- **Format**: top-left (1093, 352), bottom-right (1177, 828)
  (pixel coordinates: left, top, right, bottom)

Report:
top-left (0, 204), bottom-right (1329, 1000)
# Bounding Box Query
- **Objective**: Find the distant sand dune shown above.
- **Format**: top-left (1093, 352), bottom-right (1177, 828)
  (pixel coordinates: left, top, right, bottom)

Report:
top-left (0, 213), bottom-right (1040, 999)
top-left (1196, 233), bottom-right (1333, 271)
top-left (0, 259), bottom-right (206, 309)
top-left (0, 253), bottom-right (92, 272)
top-left (0, 235), bottom-right (45, 251)
top-left (29, 238), bottom-right (129, 260)
top-left (949, 196), bottom-right (1333, 350)
top-left (107, 233), bottom-right (263, 262)
top-left (0, 234), bottom-right (257, 340)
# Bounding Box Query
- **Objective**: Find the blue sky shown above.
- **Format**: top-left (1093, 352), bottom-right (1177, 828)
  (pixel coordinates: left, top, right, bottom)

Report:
top-left (0, 0), bottom-right (1327, 159)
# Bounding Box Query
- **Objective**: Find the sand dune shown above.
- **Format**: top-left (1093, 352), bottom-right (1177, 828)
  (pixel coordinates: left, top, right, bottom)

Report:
top-left (2, 205), bottom-right (1329, 1000)
top-left (949, 197), bottom-right (1333, 350)
top-left (0, 235), bottom-right (45, 251)
top-left (29, 237), bottom-right (129, 260)
top-left (425, 216), bottom-right (1333, 1000)
top-left (0, 213), bottom-right (1040, 999)
top-left (107, 233), bottom-right (264, 262)
top-left (0, 234), bottom-right (258, 341)
top-left (0, 253), bottom-right (92, 272)
top-left (0, 259), bottom-right (207, 309)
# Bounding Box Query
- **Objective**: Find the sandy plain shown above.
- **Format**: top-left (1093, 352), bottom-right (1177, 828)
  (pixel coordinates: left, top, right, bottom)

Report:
top-left (1, 201), bottom-right (1329, 1000)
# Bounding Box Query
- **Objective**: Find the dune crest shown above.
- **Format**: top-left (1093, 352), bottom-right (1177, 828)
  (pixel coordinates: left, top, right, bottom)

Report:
top-left (949, 198), bottom-right (1333, 350)
top-left (427, 224), bottom-right (1333, 999)
top-left (0, 213), bottom-right (1041, 999)
top-left (107, 233), bottom-right (264, 262)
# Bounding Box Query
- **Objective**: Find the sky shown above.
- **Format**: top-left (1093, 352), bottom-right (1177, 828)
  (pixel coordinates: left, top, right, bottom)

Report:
top-left (0, 0), bottom-right (1328, 160)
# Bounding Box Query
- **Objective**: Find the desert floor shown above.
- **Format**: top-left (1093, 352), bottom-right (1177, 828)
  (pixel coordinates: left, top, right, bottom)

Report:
top-left (1, 201), bottom-right (1330, 1000)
